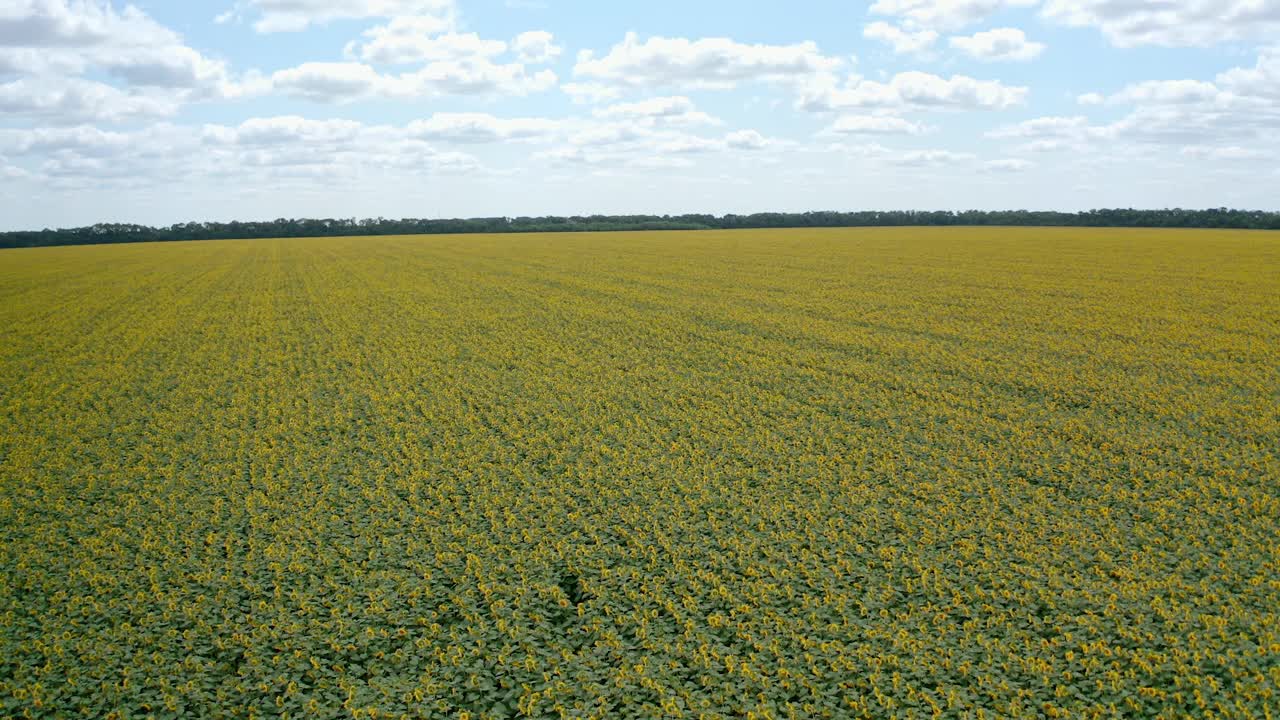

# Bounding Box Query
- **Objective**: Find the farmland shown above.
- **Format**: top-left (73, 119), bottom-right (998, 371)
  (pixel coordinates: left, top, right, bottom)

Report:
top-left (1, 227), bottom-right (1278, 719)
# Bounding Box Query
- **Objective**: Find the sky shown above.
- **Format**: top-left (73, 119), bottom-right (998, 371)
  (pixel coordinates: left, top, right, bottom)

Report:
top-left (1, 0), bottom-right (1278, 230)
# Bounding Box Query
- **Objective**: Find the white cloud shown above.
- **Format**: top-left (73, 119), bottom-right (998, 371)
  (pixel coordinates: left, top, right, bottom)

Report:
top-left (406, 113), bottom-right (561, 143)
top-left (534, 146), bottom-right (593, 163)
top-left (237, 0), bottom-right (456, 33)
top-left (950, 28), bottom-right (1044, 62)
top-left (869, 0), bottom-right (1038, 32)
top-left (407, 57), bottom-right (557, 96)
top-left (346, 22), bottom-right (500, 65)
top-left (653, 135), bottom-right (725, 154)
top-left (271, 63), bottom-right (384, 102)
top-left (987, 115), bottom-right (1089, 139)
top-left (801, 71), bottom-right (1027, 112)
top-left (669, 128), bottom-right (787, 153)
top-left (535, 107), bottom-right (792, 168)
top-left (0, 77), bottom-right (177, 122)
top-left (0, 125), bottom-right (131, 156)
top-left (895, 149), bottom-right (977, 165)
top-left (825, 142), bottom-right (892, 158)
top-left (270, 58), bottom-right (557, 101)
top-left (1017, 139), bottom-right (1074, 153)
top-left (1093, 105), bottom-right (1278, 146)
top-left (573, 32), bottom-right (843, 89)
top-left (824, 115), bottom-right (930, 135)
top-left (0, 121), bottom-right (201, 186)
top-left (0, 0), bottom-right (262, 120)
top-left (985, 115), bottom-right (1096, 154)
top-left (560, 82), bottom-right (622, 104)
top-left (0, 0), bottom-right (174, 47)
top-left (982, 158), bottom-right (1034, 172)
top-left (592, 96), bottom-right (721, 126)
top-left (1108, 79), bottom-right (1220, 105)
top-left (535, 145), bottom-right (698, 170)
top-left (625, 155), bottom-right (696, 169)
top-left (1181, 145), bottom-right (1268, 161)
top-left (1041, 0), bottom-right (1280, 48)
top-left (512, 31), bottom-right (562, 64)
top-left (863, 22), bottom-right (938, 55)
top-left (100, 46), bottom-right (237, 92)
top-left (1064, 51), bottom-right (1280, 148)
top-left (1, 162), bottom-right (29, 180)
top-left (566, 124), bottom-right (646, 148)
top-left (0, 47), bottom-right (87, 76)
top-left (205, 116), bottom-right (364, 147)
top-left (13, 116), bottom-right (492, 187)
top-left (1077, 92), bottom-right (1104, 105)
top-left (1216, 47), bottom-right (1280, 100)
top-left (989, 49), bottom-right (1280, 155)
top-left (725, 129), bottom-right (773, 150)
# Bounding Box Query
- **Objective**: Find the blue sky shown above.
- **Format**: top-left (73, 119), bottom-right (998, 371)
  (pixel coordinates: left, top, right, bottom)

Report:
top-left (1, 0), bottom-right (1278, 229)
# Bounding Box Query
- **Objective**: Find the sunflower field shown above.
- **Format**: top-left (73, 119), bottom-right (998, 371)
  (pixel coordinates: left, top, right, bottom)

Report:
top-left (1, 227), bottom-right (1277, 719)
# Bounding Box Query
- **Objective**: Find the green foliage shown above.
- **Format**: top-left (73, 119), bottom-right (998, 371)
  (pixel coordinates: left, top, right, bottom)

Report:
top-left (2, 207), bottom-right (1279, 248)
top-left (1, 228), bottom-right (1278, 718)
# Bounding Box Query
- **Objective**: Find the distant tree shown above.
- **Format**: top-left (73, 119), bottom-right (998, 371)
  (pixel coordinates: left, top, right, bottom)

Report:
top-left (2, 208), bottom-right (1277, 248)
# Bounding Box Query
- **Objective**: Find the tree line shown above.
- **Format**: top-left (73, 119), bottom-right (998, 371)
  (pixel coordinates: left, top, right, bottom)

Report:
top-left (2, 208), bottom-right (1278, 249)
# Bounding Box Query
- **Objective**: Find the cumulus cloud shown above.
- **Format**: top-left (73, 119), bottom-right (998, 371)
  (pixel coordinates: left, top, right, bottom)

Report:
top-left (270, 63), bottom-right (384, 102)
top-left (234, 0), bottom-right (457, 33)
top-left (1216, 47), bottom-right (1280, 100)
top-left (985, 115), bottom-right (1095, 154)
top-left (0, 77), bottom-right (178, 123)
top-left (406, 113), bottom-right (561, 143)
top-left (0, 121), bottom-right (201, 186)
top-left (869, 0), bottom-right (1038, 32)
top-left (1041, 0), bottom-right (1280, 48)
top-left (535, 146), bottom-right (698, 170)
top-left (540, 124), bottom-right (783, 171)
top-left (0, 124), bottom-right (131, 156)
top-left (1180, 145), bottom-right (1268, 161)
top-left (0, 47), bottom-right (86, 76)
top-left (0, 162), bottom-right (29, 180)
top-left (533, 108), bottom-right (791, 170)
top-left (800, 71), bottom-right (1028, 112)
top-left (1108, 79), bottom-right (1220, 105)
top-left (203, 116), bottom-right (364, 147)
top-left (724, 129), bottom-right (774, 150)
top-left (567, 122), bottom-right (652, 148)
top-left (1093, 105), bottom-right (1275, 146)
top-left (0, 0), bottom-right (263, 121)
top-left (592, 96), bottom-right (721, 126)
top-left (982, 158), bottom-right (1034, 172)
top-left (824, 141), bottom-right (892, 158)
top-left (346, 24), bottom-right (503, 65)
top-left (11, 116), bottom-right (496, 187)
top-left (863, 22), bottom-right (938, 55)
top-left (204, 116), bottom-right (483, 176)
top-left (989, 48), bottom-right (1280, 157)
top-left (331, 15), bottom-right (561, 102)
top-left (0, 0), bottom-right (174, 47)
top-left (573, 33), bottom-right (843, 89)
top-left (950, 28), bottom-right (1045, 62)
top-left (512, 31), bottom-right (562, 64)
top-left (823, 115), bottom-right (930, 135)
top-left (987, 115), bottom-right (1089, 139)
top-left (0, 1), bottom-right (231, 91)
top-left (652, 135), bottom-right (725, 154)
top-left (270, 59), bottom-right (557, 101)
top-left (894, 149), bottom-right (977, 165)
